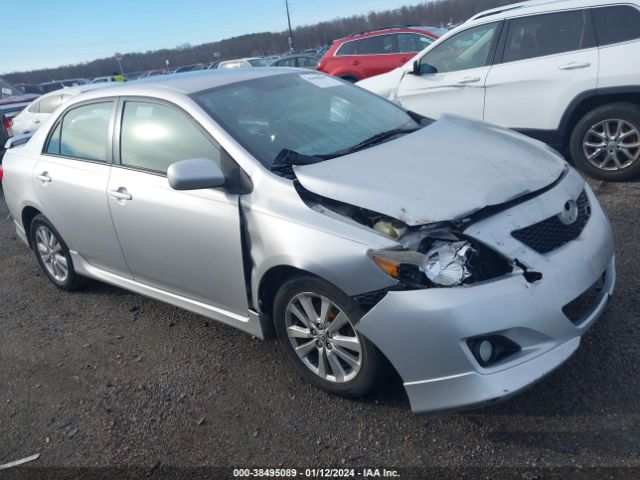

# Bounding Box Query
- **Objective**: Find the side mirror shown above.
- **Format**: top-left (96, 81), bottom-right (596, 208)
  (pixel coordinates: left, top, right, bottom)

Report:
top-left (167, 158), bottom-right (226, 190)
top-left (411, 61), bottom-right (437, 76)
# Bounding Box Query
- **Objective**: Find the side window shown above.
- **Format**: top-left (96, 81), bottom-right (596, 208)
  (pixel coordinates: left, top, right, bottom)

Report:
top-left (593, 6), bottom-right (640, 46)
top-left (120, 101), bottom-right (221, 174)
top-left (357, 34), bottom-right (396, 55)
top-left (503, 10), bottom-right (594, 63)
top-left (299, 57), bottom-right (318, 68)
top-left (276, 57), bottom-right (297, 67)
top-left (336, 40), bottom-right (358, 56)
top-left (59, 102), bottom-right (112, 162)
top-left (29, 100), bottom-right (40, 114)
top-left (39, 94), bottom-right (63, 114)
top-left (421, 22), bottom-right (499, 74)
top-left (397, 33), bottom-right (433, 53)
top-left (45, 122), bottom-right (61, 155)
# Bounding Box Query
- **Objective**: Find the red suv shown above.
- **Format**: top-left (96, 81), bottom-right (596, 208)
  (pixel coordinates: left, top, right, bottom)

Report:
top-left (317, 26), bottom-right (441, 82)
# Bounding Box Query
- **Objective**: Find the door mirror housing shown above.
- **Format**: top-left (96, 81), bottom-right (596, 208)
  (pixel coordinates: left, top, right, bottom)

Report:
top-left (167, 158), bottom-right (226, 190)
top-left (412, 61), bottom-right (437, 76)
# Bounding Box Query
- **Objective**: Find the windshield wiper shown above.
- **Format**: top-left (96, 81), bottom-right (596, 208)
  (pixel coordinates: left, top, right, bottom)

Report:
top-left (270, 149), bottom-right (326, 178)
top-left (321, 127), bottom-right (420, 159)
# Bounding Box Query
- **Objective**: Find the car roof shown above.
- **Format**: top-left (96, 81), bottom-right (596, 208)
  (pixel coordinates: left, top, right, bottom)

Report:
top-left (78, 68), bottom-right (295, 99)
top-left (336, 25), bottom-right (438, 42)
top-left (468, 0), bottom-right (624, 22)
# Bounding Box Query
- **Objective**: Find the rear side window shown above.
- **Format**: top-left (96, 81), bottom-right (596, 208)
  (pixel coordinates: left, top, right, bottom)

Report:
top-left (58, 102), bottom-right (112, 161)
top-left (274, 57), bottom-right (297, 67)
top-left (503, 10), bottom-right (594, 63)
top-left (397, 33), bottom-right (433, 53)
top-left (592, 6), bottom-right (640, 46)
top-left (335, 40), bottom-right (358, 56)
top-left (357, 34), bottom-right (395, 54)
top-left (29, 100), bottom-right (40, 114)
top-left (120, 101), bottom-right (221, 174)
top-left (298, 57), bottom-right (318, 68)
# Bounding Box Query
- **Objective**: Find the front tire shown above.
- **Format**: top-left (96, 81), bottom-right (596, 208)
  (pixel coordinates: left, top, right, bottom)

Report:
top-left (273, 275), bottom-right (386, 397)
top-left (570, 103), bottom-right (640, 181)
top-left (30, 214), bottom-right (86, 291)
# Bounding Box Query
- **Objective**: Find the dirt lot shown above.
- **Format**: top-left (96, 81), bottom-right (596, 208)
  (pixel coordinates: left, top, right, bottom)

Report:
top-left (1, 181), bottom-right (639, 475)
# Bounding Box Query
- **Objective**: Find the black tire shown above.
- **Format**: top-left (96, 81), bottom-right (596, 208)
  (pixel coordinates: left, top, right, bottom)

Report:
top-left (340, 76), bottom-right (358, 83)
top-left (273, 275), bottom-right (387, 398)
top-left (29, 214), bottom-right (86, 291)
top-left (570, 103), bottom-right (640, 181)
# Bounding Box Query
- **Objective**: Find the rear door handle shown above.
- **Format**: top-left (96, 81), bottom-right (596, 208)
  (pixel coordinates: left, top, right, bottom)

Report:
top-left (36, 172), bottom-right (51, 183)
top-left (33, 119), bottom-right (41, 124)
top-left (108, 188), bottom-right (132, 201)
top-left (351, 60), bottom-right (361, 66)
top-left (559, 61), bottom-right (590, 70)
top-left (458, 76), bottom-right (481, 84)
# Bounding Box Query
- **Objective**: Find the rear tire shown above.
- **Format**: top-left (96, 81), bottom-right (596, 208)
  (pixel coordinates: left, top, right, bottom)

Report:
top-left (340, 76), bottom-right (358, 83)
top-left (29, 214), bottom-right (86, 291)
top-left (570, 103), bottom-right (640, 181)
top-left (273, 275), bottom-right (387, 398)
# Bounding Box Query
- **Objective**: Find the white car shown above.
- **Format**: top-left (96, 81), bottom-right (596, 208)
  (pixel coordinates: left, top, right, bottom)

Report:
top-left (11, 85), bottom-right (112, 135)
top-left (358, 0), bottom-right (640, 181)
top-left (218, 57), bottom-right (270, 69)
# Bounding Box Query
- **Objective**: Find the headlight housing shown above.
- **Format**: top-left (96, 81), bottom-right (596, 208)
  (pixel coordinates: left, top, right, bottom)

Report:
top-left (368, 225), bottom-right (512, 288)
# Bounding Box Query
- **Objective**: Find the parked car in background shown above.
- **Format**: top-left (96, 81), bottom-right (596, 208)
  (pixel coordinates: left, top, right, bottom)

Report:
top-left (17, 84), bottom-right (44, 95)
top-left (173, 63), bottom-right (206, 74)
top-left (0, 94), bottom-right (39, 169)
top-left (11, 84), bottom-right (108, 135)
top-left (270, 54), bottom-right (319, 69)
top-left (40, 81), bottom-right (66, 93)
top-left (1, 69), bottom-right (615, 414)
top-left (358, 0), bottom-right (640, 181)
top-left (91, 76), bottom-right (117, 84)
top-left (317, 26), bottom-right (439, 82)
top-left (218, 57), bottom-right (270, 69)
top-left (137, 69), bottom-right (165, 79)
top-left (0, 78), bottom-right (26, 99)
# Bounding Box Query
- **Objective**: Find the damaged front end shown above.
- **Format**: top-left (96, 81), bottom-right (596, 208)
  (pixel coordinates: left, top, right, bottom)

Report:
top-left (295, 183), bottom-right (515, 299)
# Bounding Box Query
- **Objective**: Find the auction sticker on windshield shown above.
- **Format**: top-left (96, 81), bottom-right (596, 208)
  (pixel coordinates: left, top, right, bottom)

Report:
top-left (299, 73), bottom-right (342, 89)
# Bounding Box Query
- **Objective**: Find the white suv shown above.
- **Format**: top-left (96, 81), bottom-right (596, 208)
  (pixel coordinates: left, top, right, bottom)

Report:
top-left (358, 0), bottom-right (640, 181)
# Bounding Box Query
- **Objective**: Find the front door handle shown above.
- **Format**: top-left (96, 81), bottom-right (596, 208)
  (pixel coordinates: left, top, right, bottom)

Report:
top-left (458, 76), bottom-right (481, 84)
top-left (559, 61), bottom-right (591, 70)
top-left (108, 188), bottom-right (132, 201)
top-left (36, 172), bottom-right (51, 183)
top-left (33, 119), bottom-right (41, 124)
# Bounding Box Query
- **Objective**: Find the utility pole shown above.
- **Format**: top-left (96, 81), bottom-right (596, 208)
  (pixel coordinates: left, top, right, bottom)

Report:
top-left (285, 0), bottom-right (294, 52)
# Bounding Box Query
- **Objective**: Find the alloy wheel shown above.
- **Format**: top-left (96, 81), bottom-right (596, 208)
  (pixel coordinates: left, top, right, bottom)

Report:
top-left (284, 292), bottom-right (362, 383)
top-left (583, 118), bottom-right (640, 171)
top-left (35, 225), bottom-right (69, 282)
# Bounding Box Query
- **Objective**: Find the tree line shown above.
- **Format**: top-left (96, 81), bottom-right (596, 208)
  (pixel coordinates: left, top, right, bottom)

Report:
top-left (5, 0), bottom-right (517, 84)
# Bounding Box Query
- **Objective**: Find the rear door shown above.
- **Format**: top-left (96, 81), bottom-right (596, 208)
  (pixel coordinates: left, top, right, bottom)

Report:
top-left (106, 99), bottom-right (248, 314)
top-left (33, 100), bottom-right (131, 276)
top-left (355, 33), bottom-right (399, 78)
top-left (484, 9), bottom-right (598, 130)
top-left (396, 21), bottom-right (501, 121)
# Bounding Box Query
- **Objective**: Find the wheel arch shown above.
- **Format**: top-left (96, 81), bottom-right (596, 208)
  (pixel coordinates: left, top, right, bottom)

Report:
top-left (21, 205), bottom-right (43, 249)
top-left (560, 87), bottom-right (640, 146)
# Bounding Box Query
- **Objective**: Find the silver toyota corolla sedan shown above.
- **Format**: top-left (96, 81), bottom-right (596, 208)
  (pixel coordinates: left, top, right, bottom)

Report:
top-left (2, 69), bottom-right (615, 413)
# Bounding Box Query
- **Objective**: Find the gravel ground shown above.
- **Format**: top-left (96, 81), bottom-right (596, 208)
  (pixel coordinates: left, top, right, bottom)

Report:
top-left (1, 181), bottom-right (639, 473)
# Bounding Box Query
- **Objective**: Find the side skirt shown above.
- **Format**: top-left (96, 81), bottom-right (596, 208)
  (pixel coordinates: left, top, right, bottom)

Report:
top-left (70, 251), bottom-right (269, 340)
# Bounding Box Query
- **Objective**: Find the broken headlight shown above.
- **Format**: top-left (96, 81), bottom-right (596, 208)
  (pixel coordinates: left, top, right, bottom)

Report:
top-left (368, 226), bottom-right (511, 288)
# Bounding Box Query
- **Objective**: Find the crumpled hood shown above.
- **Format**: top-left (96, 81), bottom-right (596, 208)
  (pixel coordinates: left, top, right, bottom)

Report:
top-left (294, 115), bottom-right (566, 226)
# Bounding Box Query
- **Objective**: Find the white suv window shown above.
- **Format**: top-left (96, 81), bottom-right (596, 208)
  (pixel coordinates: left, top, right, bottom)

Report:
top-left (592, 5), bottom-right (640, 46)
top-left (419, 22), bottom-right (499, 74)
top-left (503, 10), bottom-right (594, 63)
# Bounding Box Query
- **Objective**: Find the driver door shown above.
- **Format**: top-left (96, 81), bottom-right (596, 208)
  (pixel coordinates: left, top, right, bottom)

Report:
top-left (107, 99), bottom-right (249, 315)
top-left (396, 21), bottom-right (503, 121)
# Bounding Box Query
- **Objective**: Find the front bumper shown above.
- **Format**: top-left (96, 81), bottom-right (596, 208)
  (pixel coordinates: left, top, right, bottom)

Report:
top-left (356, 171), bottom-right (615, 413)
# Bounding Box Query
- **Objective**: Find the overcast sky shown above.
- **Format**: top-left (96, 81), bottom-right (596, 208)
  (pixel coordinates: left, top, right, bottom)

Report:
top-left (1, 0), bottom-right (425, 74)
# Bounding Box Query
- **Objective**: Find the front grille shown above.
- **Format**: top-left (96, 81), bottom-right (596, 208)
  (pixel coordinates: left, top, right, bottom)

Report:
top-left (562, 273), bottom-right (606, 325)
top-left (512, 190), bottom-right (590, 254)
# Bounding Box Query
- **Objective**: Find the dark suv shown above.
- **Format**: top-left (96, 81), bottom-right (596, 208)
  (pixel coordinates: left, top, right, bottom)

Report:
top-left (317, 26), bottom-right (439, 82)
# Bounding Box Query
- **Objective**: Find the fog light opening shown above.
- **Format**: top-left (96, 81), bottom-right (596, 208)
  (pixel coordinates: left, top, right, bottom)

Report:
top-left (467, 336), bottom-right (521, 367)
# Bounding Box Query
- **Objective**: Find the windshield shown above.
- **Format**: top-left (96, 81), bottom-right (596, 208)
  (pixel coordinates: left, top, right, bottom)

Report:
top-left (193, 72), bottom-right (418, 168)
top-left (247, 58), bottom-right (270, 67)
